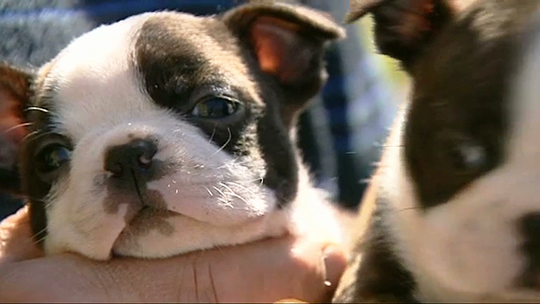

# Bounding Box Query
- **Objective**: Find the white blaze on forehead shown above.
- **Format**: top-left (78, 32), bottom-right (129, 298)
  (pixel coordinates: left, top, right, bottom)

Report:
top-left (44, 13), bottom-right (157, 140)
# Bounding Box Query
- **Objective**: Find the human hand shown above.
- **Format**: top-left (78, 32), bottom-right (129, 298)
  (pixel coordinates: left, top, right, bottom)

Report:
top-left (0, 206), bottom-right (346, 303)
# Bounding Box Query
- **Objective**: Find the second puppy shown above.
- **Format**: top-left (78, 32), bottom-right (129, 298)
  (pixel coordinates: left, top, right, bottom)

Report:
top-left (335, 0), bottom-right (539, 302)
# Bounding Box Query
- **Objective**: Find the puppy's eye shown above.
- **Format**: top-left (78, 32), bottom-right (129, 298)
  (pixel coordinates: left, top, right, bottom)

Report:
top-left (191, 97), bottom-right (239, 119)
top-left (448, 141), bottom-right (486, 174)
top-left (36, 144), bottom-right (71, 174)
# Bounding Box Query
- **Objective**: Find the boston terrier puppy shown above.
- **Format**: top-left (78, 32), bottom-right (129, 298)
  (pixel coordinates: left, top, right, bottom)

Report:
top-left (334, 0), bottom-right (539, 302)
top-left (0, 2), bottom-right (347, 260)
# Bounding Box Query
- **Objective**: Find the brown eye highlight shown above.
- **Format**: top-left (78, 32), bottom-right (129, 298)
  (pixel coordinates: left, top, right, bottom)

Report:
top-left (448, 141), bottom-right (486, 174)
top-left (35, 144), bottom-right (71, 175)
top-left (191, 96), bottom-right (240, 119)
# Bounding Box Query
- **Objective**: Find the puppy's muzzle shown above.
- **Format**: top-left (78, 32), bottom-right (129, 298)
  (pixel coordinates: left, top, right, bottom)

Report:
top-left (104, 138), bottom-right (160, 202)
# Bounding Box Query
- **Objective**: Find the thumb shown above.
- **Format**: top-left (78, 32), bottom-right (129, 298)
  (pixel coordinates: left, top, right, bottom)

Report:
top-left (0, 206), bottom-right (44, 263)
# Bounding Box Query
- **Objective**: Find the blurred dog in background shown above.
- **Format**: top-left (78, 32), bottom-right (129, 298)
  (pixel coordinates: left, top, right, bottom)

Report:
top-left (334, 0), bottom-right (539, 302)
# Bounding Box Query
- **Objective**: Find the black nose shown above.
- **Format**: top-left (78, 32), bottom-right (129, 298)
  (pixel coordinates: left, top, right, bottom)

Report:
top-left (519, 212), bottom-right (540, 288)
top-left (104, 139), bottom-right (157, 180)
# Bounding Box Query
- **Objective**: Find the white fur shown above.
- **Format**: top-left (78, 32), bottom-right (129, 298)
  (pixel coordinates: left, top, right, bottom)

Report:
top-left (38, 12), bottom-right (343, 259)
top-left (379, 26), bottom-right (540, 302)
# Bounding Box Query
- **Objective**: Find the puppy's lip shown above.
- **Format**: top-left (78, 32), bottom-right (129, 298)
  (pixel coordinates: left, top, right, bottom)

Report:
top-left (152, 181), bottom-right (272, 226)
top-left (124, 203), bottom-right (265, 227)
top-left (123, 204), bottom-right (178, 224)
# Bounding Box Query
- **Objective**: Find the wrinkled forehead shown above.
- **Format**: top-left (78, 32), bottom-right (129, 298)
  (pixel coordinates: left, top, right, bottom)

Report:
top-left (35, 12), bottom-right (259, 140)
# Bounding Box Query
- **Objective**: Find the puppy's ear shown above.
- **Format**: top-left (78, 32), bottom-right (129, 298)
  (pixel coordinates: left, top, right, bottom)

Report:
top-left (347, 0), bottom-right (456, 71)
top-left (223, 2), bottom-right (345, 121)
top-left (0, 63), bottom-right (32, 194)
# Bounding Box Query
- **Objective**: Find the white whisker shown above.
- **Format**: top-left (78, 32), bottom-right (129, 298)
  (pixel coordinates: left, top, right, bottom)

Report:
top-left (225, 181), bottom-right (256, 196)
top-left (210, 127), bottom-right (231, 157)
top-left (30, 226), bottom-right (49, 246)
top-left (212, 186), bottom-right (225, 197)
top-left (24, 106), bottom-right (50, 114)
top-left (227, 191), bottom-right (249, 205)
top-left (208, 125), bottom-right (216, 143)
top-left (204, 186), bottom-right (214, 197)
top-left (21, 130), bottom-right (39, 142)
top-left (1, 122), bottom-right (33, 136)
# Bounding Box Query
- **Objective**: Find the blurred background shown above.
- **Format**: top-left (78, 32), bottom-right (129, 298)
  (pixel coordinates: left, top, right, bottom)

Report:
top-left (0, 0), bottom-right (408, 220)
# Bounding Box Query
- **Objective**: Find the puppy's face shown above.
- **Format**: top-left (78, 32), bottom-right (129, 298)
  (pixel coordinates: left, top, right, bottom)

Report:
top-left (0, 4), bottom-right (344, 260)
top-left (343, 0), bottom-right (539, 302)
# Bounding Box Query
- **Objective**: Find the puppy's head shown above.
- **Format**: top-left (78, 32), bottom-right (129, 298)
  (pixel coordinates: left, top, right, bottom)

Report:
top-left (348, 0), bottom-right (539, 301)
top-left (0, 3), bottom-right (344, 260)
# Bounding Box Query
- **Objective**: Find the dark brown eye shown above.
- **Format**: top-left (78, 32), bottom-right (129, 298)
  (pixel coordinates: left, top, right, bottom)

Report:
top-left (191, 97), bottom-right (239, 119)
top-left (36, 144), bottom-right (71, 175)
top-left (448, 141), bottom-right (486, 174)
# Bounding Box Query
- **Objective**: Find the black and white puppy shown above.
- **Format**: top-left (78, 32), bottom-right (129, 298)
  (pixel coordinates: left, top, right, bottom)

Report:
top-left (334, 0), bottom-right (539, 302)
top-left (0, 3), bottom-right (347, 260)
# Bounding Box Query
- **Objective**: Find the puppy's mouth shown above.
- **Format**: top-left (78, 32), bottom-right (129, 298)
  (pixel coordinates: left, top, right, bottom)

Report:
top-left (111, 187), bottom-right (180, 252)
top-left (131, 169), bottom-right (148, 207)
top-left (123, 204), bottom-right (178, 232)
top-left (123, 174), bottom-right (180, 222)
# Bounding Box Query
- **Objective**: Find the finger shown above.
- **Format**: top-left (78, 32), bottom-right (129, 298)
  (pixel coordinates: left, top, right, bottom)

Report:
top-left (0, 254), bottom-right (121, 302)
top-left (0, 236), bottom-right (346, 303)
top-left (109, 236), bottom-right (347, 303)
top-left (0, 206), bottom-right (43, 263)
top-left (70, 236), bottom-right (346, 303)
top-left (198, 237), bottom-right (347, 303)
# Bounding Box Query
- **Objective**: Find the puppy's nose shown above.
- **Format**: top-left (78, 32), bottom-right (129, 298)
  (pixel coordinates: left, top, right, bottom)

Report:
top-left (519, 212), bottom-right (540, 288)
top-left (105, 139), bottom-right (157, 179)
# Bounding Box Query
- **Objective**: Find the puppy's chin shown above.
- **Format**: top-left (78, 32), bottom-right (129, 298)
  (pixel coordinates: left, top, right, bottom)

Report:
top-left (111, 207), bottom-right (289, 258)
top-left (111, 165), bottom-right (287, 258)
top-left (44, 185), bottom-right (286, 260)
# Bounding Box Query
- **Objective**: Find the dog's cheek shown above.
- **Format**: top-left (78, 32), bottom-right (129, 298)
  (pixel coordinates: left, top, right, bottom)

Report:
top-left (148, 126), bottom-right (276, 226)
top-left (407, 175), bottom-right (535, 301)
top-left (45, 200), bottom-right (128, 260)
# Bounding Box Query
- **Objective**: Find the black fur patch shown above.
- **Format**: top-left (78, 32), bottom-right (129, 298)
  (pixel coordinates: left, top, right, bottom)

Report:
top-left (517, 212), bottom-right (540, 289)
top-left (403, 3), bottom-right (525, 209)
top-left (135, 16), bottom-right (253, 152)
top-left (333, 196), bottom-right (418, 302)
top-left (135, 14), bottom-right (302, 206)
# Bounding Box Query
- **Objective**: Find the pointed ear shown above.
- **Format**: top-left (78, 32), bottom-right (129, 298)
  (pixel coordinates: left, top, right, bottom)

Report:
top-left (347, 0), bottom-right (457, 71)
top-left (0, 63), bottom-right (33, 194)
top-left (222, 2), bottom-right (345, 116)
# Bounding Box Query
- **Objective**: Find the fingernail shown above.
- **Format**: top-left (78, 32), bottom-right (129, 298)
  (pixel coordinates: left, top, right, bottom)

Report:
top-left (322, 244), bottom-right (347, 288)
top-left (274, 299), bottom-right (307, 303)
